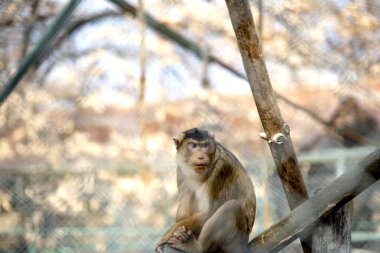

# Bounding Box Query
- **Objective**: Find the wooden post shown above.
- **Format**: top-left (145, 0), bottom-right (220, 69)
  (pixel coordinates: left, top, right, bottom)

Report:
top-left (312, 201), bottom-right (353, 253)
top-left (224, 0), bottom-right (311, 251)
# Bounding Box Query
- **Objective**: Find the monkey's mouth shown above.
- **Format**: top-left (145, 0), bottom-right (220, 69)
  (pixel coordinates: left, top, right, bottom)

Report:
top-left (192, 165), bottom-right (208, 173)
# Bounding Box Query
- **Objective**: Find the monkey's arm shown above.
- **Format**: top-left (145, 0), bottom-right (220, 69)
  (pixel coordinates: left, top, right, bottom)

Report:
top-left (176, 166), bottom-right (198, 221)
top-left (176, 191), bottom-right (198, 221)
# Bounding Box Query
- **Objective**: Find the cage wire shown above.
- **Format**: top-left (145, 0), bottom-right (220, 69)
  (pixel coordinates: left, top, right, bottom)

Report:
top-left (0, 0), bottom-right (379, 252)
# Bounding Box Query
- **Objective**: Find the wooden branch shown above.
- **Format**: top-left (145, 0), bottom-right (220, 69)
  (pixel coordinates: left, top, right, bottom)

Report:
top-left (51, 11), bottom-right (120, 53)
top-left (249, 148), bottom-right (380, 253)
top-left (225, 0), bottom-right (310, 207)
top-left (224, 0), bottom-right (311, 251)
top-left (109, 0), bottom-right (205, 58)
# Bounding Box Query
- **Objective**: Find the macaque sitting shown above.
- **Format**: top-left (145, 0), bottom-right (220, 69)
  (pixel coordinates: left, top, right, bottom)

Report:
top-left (155, 128), bottom-right (256, 253)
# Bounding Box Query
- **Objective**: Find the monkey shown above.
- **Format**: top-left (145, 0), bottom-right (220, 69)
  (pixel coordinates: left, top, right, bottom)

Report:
top-left (155, 128), bottom-right (256, 253)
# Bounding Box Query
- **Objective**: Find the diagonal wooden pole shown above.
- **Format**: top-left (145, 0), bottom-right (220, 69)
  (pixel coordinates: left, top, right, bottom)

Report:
top-left (224, 0), bottom-right (311, 252)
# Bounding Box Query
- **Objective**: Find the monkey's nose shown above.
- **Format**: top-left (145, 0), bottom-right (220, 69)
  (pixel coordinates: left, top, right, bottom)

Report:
top-left (198, 156), bottom-right (204, 160)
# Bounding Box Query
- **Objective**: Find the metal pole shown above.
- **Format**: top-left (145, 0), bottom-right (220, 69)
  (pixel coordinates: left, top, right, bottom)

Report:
top-left (0, 0), bottom-right (82, 106)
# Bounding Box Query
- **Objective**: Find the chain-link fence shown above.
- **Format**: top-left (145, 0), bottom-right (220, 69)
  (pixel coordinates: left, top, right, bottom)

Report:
top-left (0, 146), bottom-right (379, 253)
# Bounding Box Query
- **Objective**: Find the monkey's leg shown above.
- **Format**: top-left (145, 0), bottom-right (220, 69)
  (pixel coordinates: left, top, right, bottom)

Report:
top-left (167, 200), bottom-right (250, 253)
top-left (198, 199), bottom-right (250, 253)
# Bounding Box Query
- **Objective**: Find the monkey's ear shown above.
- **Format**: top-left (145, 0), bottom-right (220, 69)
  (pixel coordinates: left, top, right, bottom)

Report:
top-left (174, 132), bottom-right (186, 149)
top-left (173, 138), bottom-right (180, 149)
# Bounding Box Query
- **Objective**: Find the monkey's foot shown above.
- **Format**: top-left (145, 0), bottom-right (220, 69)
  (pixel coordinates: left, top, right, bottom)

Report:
top-left (168, 226), bottom-right (200, 253)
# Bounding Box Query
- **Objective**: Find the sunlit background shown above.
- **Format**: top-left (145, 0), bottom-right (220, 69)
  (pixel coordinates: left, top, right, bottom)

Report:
top-left (0, 0), bottom-right (379, 252)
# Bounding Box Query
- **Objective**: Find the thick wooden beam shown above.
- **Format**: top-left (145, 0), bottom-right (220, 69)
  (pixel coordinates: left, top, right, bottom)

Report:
top-left (249, 148), bottom-right (380, 253)
top-left (224, 0), bottom-right (311, 251)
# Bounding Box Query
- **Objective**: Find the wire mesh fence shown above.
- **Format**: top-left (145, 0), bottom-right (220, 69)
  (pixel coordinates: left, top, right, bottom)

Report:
top-left (0, 146), bottom-right (379, 253)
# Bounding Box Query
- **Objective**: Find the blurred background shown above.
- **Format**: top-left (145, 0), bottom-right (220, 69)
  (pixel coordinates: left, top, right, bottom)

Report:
top-left (0, 0), bottom-right (379, 252)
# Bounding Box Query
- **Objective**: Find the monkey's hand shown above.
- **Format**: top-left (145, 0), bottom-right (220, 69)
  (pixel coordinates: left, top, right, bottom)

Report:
top-left (168, 226), bottom-right (193, 244)
top-left (156, 212), bottom-right (207, 252)
top-left (168, 226), bottom-right (200, 253)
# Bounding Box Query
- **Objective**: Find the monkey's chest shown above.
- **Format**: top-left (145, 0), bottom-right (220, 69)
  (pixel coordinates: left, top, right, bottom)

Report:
top-left (195, 186), bottom-right (210, 211)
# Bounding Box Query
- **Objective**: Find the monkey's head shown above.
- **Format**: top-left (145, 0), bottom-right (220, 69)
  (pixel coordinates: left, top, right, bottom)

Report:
top-left (174, 128), bottom-right (216, 175)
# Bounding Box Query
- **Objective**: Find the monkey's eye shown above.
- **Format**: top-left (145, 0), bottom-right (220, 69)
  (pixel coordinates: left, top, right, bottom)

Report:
top-left (199, 142), bottom-right (209, 148)
top-left (188, 142), bottom-right (197, 149)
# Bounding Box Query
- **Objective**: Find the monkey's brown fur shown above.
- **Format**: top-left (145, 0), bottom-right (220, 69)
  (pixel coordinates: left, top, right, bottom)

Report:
top-left (155, 128), bottom-right (256, 253)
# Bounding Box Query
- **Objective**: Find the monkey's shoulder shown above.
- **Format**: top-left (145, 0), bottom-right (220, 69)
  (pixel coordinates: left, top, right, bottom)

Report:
top-left (215, 143), bottom-right (245, 170)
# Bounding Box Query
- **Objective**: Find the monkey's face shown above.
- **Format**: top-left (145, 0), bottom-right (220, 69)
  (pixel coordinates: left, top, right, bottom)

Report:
top-left (176, 137), bottom-right (216, 175)
top-left (186, 138), bottom-right (214, 169)
top-left (174, 128), bottom-right (216, 176)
